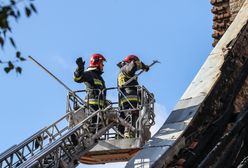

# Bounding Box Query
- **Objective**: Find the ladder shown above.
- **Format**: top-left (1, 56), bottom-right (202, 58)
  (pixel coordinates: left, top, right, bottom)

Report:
top-left (0, 103), bottom-right (113, 168)
top-left (0, 85), bottom-right (155, 167)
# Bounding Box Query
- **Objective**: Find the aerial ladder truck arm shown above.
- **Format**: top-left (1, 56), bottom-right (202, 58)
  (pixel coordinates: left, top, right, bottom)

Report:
top-left (18, 105), bottom-right (115, 168)
top-left (0, 57), bottom-right (157, 167)
top-left (0, 101), bottom-right (114, 168)
top-left (0, 85), bottom-right (156, 168)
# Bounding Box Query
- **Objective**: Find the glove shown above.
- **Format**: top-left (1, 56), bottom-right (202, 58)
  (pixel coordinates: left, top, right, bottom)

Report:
top-left (76, 57), bottom-right (85, 68)
top-left (142, 62), bottom-right (149, 72)
top-left (117, 61), bottom-right (126, 68)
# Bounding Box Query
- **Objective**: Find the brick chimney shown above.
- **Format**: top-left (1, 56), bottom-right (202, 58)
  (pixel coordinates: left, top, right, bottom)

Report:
top-left (211, 0), bottom-right (246, 47)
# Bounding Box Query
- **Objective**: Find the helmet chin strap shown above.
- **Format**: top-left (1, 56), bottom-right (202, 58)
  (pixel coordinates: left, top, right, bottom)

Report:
top-left (87, 66), bottom-right (104, 72)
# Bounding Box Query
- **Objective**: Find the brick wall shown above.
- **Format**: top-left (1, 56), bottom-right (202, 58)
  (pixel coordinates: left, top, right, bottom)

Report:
top-left (230, 0), bottom-right (246, 21)
top-left (211, 0), bottom-right (245, 46)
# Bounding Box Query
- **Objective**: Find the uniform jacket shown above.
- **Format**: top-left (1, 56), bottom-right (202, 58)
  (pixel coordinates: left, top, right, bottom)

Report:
top-left (118, 61), bottom-right (142, 102)
top-left (74, 67), bottom-right (106, 103)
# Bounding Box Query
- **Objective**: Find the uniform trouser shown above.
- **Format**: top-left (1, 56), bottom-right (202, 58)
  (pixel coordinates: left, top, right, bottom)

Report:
top-left (118, 100), bottom-right (139, 135)
top-left (118, 112), bottom-right (125, 135)
top-left (89, 104), bottom-right (103, 134)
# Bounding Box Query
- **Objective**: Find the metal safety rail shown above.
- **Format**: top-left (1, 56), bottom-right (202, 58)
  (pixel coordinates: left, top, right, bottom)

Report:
top-left (20, 85), bottom-right (155, 166)
top-left (18, 106), bottom-right (114, 168)
top-left (27, 85), bottom-right (155, 166)
top-left (0, 103), bottom-right (113, 168)
top-left (0, 91), bottom-right (95, 168)
top-left (0, 112), bottom-right (72, 168)
top-left (0, 85), bottom-right (155, 167)
top-left (78, 86), bottom-right (156, 164)
top-left (117, 85), bottom-right (155, 140)
top-left (70, 85), bottom-right (155, 142)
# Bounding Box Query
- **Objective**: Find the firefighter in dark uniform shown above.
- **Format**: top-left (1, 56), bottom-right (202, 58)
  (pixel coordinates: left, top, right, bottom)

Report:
top-left (74, 53), bottom-right (106, 133)
top-left (117, 55), bottom-right (149, 138)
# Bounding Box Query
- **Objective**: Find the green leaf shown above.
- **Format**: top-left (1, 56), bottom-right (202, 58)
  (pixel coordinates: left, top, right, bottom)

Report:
top-left (19, 57), bottom-right (26, 61)
top-left (8, 61), bottom-right (14, 69)
top-left (3, 30), bottom-right (7, 38)
top-left (0, 37), bottom-right (4, 48)
top-left (30, 3), bottom-right (37, 13)
top-left (16, 51), bottom-right (21, 58)
top-left (16, 66), bottom-right (22, 74)
top-left (9, 37), bottom-right (16, 48)
top-left (4, 67), bottom-right (11, 73)
top-left (7, 26), bottom-right (12, 32)
top-left (9, 10), bottom-right (16, 18)
top-left (3, 6), bottom-right (11, 12)
top-left (10, 0), bottom-right (16, 5)
top-left (17, 10), bottom-right (21, 17)
top-left (25, 7), bottom-right (31, 17)
top-left (4, 61), bottom-right (14, 73)
top-left (0, 19), bottom-right (9, 30)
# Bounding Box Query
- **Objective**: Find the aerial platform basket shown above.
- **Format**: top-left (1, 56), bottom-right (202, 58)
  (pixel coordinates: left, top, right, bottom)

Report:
top-left (68, 86), bottom-right (155, 165)
top-left (80, 138), bottom-right (141, 164)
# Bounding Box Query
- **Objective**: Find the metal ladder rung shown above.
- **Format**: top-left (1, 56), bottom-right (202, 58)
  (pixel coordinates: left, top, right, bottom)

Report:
top-left (0, 128), bottom-right (46, 161)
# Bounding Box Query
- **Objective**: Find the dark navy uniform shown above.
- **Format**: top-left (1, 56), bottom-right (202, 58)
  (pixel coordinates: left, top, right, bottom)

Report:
top-left (117, 61), bottom-right (147, 137)
top-left (118, 61), bottom-right (142, 107)
top-left (72, 54), bottom-right (106, 144)
top-left (74, 66), bottom-right (106, 134)
top-left (74, 67), bottom-right (106, 108)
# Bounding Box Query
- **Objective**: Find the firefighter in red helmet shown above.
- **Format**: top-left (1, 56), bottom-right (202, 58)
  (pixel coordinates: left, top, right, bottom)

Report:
top-left (74, 53), bottom-right (106, 134)
top-left (117, 55), bottom-right (149, 138)
top-left (74, 53), bottom-right (106, 108)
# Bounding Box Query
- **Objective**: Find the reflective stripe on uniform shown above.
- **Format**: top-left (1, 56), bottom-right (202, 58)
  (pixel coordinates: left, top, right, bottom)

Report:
top-left (120, 96), bottom-right (139, 105)
top-left (74, 75), bottom-right (82, 81)
top-left (93, 79), bottom-right (103, 86)
top-left (118, 73), bottom-right (126, 87)
top-left (118, 72), bottom-right (131, 87)
top-left (86, 99), bottom-right (105, 107)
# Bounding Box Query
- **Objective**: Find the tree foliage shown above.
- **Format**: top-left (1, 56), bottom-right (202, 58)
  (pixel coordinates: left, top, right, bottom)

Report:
top-left (0, 0), bottom-right (37, 74)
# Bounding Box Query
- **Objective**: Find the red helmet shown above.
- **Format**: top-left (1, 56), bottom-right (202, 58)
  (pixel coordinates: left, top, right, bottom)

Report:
top-left (124, 55), bottom-right (139, 63)
top-left (89, 53), bottom-right (106, 67)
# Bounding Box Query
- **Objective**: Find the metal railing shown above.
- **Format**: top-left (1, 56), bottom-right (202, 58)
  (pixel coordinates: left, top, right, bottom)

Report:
top-left (0, 85), bottom-right (155, 168)
top-left (0, 93), bottom-right (110, 168)
top-left (18, 105), bottom-right (114, 168)
top-left (0, 111), bottom-right (72, 168)
top-left (67, 85), bottom-right (155, 141)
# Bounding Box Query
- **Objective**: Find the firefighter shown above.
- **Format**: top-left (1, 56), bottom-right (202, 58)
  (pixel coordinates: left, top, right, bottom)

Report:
top-left (74, 53), bottom-right (106, 134)
top-left (117, 55), bottom-right (149, 138)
